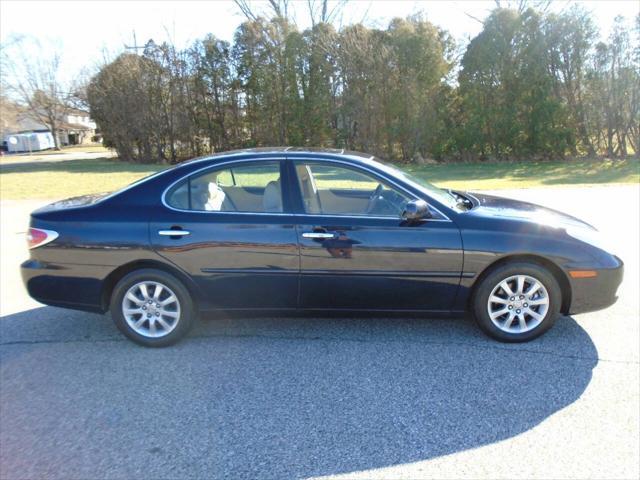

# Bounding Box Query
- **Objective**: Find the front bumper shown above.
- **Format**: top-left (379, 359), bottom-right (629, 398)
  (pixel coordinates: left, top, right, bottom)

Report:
top-left (567, 257), bottom-right (624, 315)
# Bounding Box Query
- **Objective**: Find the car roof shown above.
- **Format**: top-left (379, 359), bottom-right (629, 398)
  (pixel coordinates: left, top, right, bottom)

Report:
top-left (180, 147), bottom-right (376, 166)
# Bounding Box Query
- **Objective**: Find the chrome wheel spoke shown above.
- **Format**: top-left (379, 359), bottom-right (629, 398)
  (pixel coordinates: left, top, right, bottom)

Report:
top-left (489, 295), bottom-right (508, 305)
top-left (139, 283), bottom-right (150, 300)
top-left (490, 307), bottom-right (509, 320)
top-left (527, 309), bottom-right (544, 322)
top-left (153, 284), bottom-right (164, 300)
top-left (516, 276), bottom-right (525, 295)
top-left (517, 313), bottom-right (527, 330)
top-left (500, 280), bottom-right (513, 296)
top-left (503, 312), bottom-right (516, 329)
top-left (160, 295), bottom-right (177, 306)
top-left (157, 317), bottom-right (172, 331)
top-left (526, 281), bottom-right (541, 296)
top-left (126, 292), bottom-right (144, 306)
top-left (133, 316), bottom-right (147, 328)
top-left (528, 297), bottom-right (547, 305)
top-left (122, 281), bottom-right (181, 338)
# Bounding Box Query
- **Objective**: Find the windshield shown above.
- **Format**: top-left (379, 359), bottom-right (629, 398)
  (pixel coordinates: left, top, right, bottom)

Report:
top-left (374, 160), bottom-right (460, 210)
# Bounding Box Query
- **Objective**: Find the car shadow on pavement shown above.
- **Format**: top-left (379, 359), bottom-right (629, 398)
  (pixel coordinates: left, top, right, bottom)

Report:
top-left (0, 307), bottom-right (598, 479)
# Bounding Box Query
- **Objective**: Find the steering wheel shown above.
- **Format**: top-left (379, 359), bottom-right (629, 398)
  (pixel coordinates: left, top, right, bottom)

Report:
top-left (365, 184), bottom-right (384, 214)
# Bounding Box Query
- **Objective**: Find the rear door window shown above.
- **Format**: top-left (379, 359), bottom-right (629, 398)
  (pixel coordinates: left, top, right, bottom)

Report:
top-left (166, 161), bottom-right (283, 213)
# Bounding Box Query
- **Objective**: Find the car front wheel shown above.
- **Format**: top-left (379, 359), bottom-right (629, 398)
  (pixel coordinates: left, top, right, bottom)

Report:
top-left (472, 262), bottom-right (561, 342)
top-left (110, 268), bottom-right (195, 347)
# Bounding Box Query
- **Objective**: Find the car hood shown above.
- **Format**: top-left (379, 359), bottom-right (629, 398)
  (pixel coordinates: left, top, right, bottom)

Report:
top-left (466, 192), bottom-right (596, 231)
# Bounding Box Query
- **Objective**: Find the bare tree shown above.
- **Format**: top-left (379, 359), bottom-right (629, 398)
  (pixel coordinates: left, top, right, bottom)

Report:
top-left (0, 94), bottom-right (22, 139)
top-left (234, 0), bottom-right (259, 22)
top-left (307, 0), bottom-right (348, 26)
top-left (0, 35), bottom-right (25, 138)
top-left (494, 0), bottom-right (551, 13)
top-left (4, 39), bottom-right (70, 150)
top-left (234, 0), bottom-right (292, 21)
top-left (235, 0), bottom-right (348, 26)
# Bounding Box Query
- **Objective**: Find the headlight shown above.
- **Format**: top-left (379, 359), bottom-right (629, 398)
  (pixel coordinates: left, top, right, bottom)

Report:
top-left (565, 226), bottom-right (617, 256)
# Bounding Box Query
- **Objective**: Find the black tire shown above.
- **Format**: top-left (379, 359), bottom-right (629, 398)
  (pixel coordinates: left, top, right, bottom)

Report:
top-left (110, 268), bottom-right (195, 347)
top-left (472, 262), bottom-right (561, 342)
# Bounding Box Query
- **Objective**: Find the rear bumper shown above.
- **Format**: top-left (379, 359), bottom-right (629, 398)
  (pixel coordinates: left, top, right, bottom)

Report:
top-left (568, 258), bottom-right (624, 315)
top-left (21, 259), bottom-right (109, 313)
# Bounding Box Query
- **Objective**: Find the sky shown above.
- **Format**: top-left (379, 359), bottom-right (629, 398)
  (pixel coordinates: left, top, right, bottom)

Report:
top-left (1, 0), bottom-right (639, 84)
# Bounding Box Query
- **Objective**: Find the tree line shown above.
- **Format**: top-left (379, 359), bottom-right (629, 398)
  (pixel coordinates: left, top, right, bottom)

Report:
top-left (86, 4), bottom-right (639, 164)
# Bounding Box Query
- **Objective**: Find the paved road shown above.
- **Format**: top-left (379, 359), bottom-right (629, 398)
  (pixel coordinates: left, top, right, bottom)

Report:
top-left (1, 186), bottom-right (638, 479)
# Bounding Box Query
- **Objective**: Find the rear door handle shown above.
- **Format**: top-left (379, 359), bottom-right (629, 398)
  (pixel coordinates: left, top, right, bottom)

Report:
top-left (302, 232), bottom-right (336, 239)
top-left (158, 230), bottom-right (190, 236)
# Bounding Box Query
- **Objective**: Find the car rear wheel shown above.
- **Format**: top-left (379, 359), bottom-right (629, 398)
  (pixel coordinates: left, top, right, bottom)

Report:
top-left (472, 262), bottom-right (561, 342)
top-left (110, 269), bottom-right (195, 347)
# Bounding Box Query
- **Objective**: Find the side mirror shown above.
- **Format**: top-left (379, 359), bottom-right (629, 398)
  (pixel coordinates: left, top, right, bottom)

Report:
top-left (402, 199), bottom-right (431, 222)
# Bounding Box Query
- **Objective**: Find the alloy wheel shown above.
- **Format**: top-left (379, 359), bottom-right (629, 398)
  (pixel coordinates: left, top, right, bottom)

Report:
top-left (121, 281), bottom-right (181, 338)
top-left (487, 274), bottom-right (550, 334)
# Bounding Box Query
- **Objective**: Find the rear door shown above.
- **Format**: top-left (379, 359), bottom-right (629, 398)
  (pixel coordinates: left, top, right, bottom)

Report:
top-left (290, 159), bottom-right (463, 312)
top-left (150, 159), bottom-right (299, 310)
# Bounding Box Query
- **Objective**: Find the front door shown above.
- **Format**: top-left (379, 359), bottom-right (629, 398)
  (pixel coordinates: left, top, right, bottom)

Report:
top-left (291, 160), bottom-right (463, 312)
top-left (151, 159), bottom-right (299, 310)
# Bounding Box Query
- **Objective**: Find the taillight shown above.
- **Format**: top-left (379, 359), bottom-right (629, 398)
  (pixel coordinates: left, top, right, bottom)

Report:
top-left (27, 228), bottom-right (59, 249)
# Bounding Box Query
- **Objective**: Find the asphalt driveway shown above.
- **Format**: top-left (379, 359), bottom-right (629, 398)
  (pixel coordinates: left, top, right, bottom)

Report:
top-left (1, 186), bottom-right (638, 479)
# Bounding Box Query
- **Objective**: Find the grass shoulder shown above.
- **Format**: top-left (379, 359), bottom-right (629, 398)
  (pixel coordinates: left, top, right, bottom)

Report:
top-left (405, 158), bottom-right (639, 190)
top-left (0, 156), bottom-right (637, 201)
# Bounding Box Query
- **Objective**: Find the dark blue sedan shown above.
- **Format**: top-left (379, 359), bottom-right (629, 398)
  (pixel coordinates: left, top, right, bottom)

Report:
top-left (21, 148), bottom-right (624, 346)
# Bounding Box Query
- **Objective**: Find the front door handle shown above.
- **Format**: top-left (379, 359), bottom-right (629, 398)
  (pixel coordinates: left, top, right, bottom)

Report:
top-left (158, 229), bottom-right (190, 236)
top-left (302, 232), bottom-right (336, 239)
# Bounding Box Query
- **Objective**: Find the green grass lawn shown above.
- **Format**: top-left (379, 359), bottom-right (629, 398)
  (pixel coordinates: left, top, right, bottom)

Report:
top-left (0, 157), bottom-right (637, 201)
top-left (0, 158), bottom-right (167, 200)
top-left (405, 158), bottom-right (640, 190)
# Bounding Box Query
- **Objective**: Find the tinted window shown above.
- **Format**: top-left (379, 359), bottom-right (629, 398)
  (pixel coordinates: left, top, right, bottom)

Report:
top-left (294, 162), bottom-right (411, 217)
top-left (166, 162), bottom-right (282, 213)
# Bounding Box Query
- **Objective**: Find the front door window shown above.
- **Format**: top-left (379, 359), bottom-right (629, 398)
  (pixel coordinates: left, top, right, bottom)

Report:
top-left (294, 163), bottom-right (411, 217)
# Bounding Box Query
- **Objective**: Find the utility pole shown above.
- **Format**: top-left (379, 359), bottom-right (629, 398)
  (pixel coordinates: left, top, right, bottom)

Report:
top-left (124, 31), bottom-right (145, 54)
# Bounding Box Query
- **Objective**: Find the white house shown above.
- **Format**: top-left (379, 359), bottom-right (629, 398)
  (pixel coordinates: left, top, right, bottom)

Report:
top-left (2, 108), bottom-right (99, 152)
top-left (59, 109), bottom-right (98, 145)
